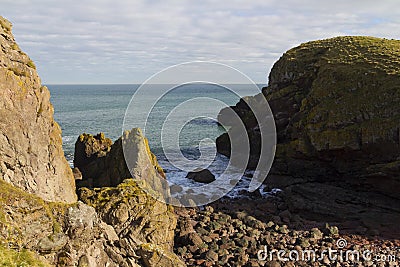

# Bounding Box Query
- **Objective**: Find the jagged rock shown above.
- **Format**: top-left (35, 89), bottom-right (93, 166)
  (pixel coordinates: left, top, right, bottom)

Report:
top-left (78, 179), bottom-right (175, 250)
top-left (186, 168), bottom-right (215, 183)
top-left (74, 132), bottom-right (112, 174)
top-left (0, 179), bottom-right (120, 266)
top-left (74, 128), bottom-right (165, 188)
top-left (0, 17), bottom-right (184, 267)
top-left (138, 243), bottom-right (186, 267)
top-left (0, 16), bottom-right (76, 203)
top-left (0, 177), bottom-right (178, 266)
top-left (79, 178), bottom-right (186, 266)
top-left (264, 37), bottom-right (400, 185)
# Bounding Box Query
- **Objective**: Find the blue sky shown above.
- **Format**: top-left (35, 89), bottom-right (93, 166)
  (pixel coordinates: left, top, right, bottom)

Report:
top-left (2, 0), bottom-right (399, 84)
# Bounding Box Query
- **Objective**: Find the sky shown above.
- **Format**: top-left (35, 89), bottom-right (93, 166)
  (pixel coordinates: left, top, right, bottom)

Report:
top-left (2, 0), bottom-right (400, 84)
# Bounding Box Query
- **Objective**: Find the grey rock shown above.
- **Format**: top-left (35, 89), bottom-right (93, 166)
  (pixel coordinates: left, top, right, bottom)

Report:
top-left (186, 168), bottom-right (215, 183)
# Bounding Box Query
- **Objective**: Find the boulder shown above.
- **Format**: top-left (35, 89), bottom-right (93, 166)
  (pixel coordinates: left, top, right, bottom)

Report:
top-left (186, 168), bottom-right (216, 183)
top-left (0, 16), bottom-right (76, 203)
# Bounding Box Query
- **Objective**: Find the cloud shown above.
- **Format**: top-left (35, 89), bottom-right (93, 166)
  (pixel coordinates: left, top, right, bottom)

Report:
top-left (1, 0), bottom-right (400, 83)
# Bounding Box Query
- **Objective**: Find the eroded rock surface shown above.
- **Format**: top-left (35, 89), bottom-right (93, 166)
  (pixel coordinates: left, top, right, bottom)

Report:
top-left (0, 16), bottom-right (76, 203)
top-left (74, 128), bottom-right (165, 188)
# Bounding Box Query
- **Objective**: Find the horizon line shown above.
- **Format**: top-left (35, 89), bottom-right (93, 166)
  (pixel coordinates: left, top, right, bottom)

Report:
top-left (44, 82), bottom-right (268, 86)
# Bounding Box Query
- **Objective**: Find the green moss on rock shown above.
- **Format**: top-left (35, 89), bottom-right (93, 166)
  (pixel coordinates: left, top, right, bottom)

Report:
top-left (79, 178), bottom-right (177, 251)
top-left (0, 245), bottom-right (49, 267)
top-left (261, 36), bottom-right (400, 181)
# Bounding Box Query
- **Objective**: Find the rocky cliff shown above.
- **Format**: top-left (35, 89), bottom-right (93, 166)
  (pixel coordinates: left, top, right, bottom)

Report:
top-left (219, 36), bottom-right (400, 189)
top-left (217, 36), bottom-right (400, 236)
top-left (0, 16), bottom-right (76, 203)
top-left (0, 16), bottom-right (184, 266)
top-left (264, 36), bottom-right (400, 187)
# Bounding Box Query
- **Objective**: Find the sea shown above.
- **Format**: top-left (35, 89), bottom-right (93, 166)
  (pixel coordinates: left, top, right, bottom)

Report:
top-left (48, 84), bottom-right (272, 199)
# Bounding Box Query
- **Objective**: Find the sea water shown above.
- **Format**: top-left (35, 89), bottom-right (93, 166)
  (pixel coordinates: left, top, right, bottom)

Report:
top-left (48, 84), bottom-right (271, 198)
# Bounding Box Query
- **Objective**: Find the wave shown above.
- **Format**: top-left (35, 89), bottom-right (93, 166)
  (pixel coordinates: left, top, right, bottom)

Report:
top-left (188, 117), bottom-right (219, 126)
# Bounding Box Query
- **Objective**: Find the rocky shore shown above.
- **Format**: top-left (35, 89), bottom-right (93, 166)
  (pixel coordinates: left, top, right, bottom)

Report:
top-left (0, 15), bottom-right (399, 267)
top-left (175, 198), bottom-right (400, 267)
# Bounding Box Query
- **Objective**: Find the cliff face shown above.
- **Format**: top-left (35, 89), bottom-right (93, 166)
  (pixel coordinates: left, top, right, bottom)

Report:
top-left (264, 36), bottom-right (400, 188)
top-left (0, 17), bottom-right (76, 203)
top-left (218, 36), bottom-right (400, 191)
top-left (216, 36), bottom-right (400, 234)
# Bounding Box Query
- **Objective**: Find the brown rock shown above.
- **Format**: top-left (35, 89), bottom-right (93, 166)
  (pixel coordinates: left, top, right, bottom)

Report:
top-left (0, 16), bottom-right (76, 203)
top-left (74, 128), bottom-right (166, 190)
top-left (205, 250), bottom-right (219, 262)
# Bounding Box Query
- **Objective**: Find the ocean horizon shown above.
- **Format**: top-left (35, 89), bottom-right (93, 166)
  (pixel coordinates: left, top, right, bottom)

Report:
top-left (48, 83), bottom-right (266, 198)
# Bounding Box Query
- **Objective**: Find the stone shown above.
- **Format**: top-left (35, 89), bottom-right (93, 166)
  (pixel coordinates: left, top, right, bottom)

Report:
top-left (205, 250), bottom-right (219, 262)
top-left (0, 16), bottom-right (76, 203)
top-left (99, 222), bottom-right (119, 242)
top-left (186, 168), bottom-right (216, 183)
top-left (74, 132), bottom-right (113, 169)
top-left (73, 167), bottom-right (83, 180)
top-left (37, 233), bottom-right (68, 253)
top-left (138, 243), bottom-right (186, 267)
top-left (170, 184), bottom-right (183, 193)
top-left (310, 228), bottom-right (323, 240)
top-left (66, 201), bottom-right (97, 236)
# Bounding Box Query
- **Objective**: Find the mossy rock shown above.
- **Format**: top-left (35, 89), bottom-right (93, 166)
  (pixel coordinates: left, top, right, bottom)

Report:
top-left (265, 37), bottom-right (400, 180)
top-left (0, 245), bottom-right (49, 267)
top-left (79, 178), bottom-right (177, 252)
top-left (217, 36), bottom-right (400, 196)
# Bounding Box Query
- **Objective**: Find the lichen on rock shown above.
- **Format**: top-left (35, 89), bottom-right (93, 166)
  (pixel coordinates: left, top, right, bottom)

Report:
top-left (78, 178), bottom-right (185, 267)
top-left (0, 16), bottom-right (76, 203)
top-left (218, 36), bottom-right (400, 188)
top-left (216, 36), bottom-right (400, 234)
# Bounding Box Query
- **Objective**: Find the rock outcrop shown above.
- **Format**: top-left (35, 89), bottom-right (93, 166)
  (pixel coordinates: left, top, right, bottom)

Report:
top-left (0, 176), bottom-right (184, 266)
top-left (74, 128), bottom-right (165, 188)
top-left (218, 36), bottom-right (400, 189)
top-left (0, 16), bottom-right (76, 203)
top-left (265, 36), bottom-right (400, 187)
top-left (186, 168), bottom-right (216, 183)
top-left (79, 179), bottom-right (185, 267)
top-left (217, 36), bottom-right (400, 235)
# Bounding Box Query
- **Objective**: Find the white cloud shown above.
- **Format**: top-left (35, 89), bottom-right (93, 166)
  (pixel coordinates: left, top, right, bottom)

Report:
top-left (1, 0), bottom-right (399, 83)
